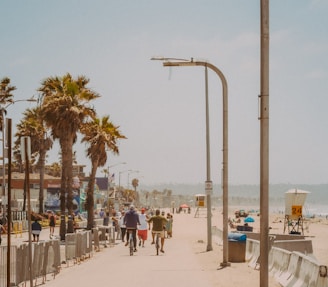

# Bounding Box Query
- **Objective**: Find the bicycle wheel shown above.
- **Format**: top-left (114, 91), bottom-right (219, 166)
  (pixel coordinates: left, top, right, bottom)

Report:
top-left (129, 233), bottom-right (134, 256)
top-left (155, 234), bottom-right (159, 256)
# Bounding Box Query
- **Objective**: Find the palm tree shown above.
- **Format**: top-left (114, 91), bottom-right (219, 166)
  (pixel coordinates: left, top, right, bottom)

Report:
top-left (48, 162), bottom-right (61, 177)
top-left (0, 77), bottom-right (16, 129)
top-left (38, 73), bottom-right (99, 239)
top-left (81, 115), bottom-right (126, 230)
top-left (132, 178), bottom-right (139, 205)
top-left (121, 189), bottom-right (137, 204)
top-left (101, 168), bottom-right (109, 178)
top-left (14, 107), bottom-right (53, 213)
top-left (1, 77), bottom-right (16, 217)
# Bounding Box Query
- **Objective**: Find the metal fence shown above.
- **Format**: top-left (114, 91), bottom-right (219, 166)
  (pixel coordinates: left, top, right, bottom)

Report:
top-left (0, 223), bottom-right (116, 286)
top-left (0, 240), bottom-right (61, 286)
top-left (65, 230), bottom-right (93, 265)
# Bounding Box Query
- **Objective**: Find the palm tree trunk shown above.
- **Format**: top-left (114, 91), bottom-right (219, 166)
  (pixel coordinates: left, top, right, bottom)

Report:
top-left (59, 136), bottom-right (75, 239)
top-left (59, 164), bottom-right (67, 240)
top-left (65, 137), bottom-right (74, 234)
top-left (86, 165), bottom-right (97, 230)
top-left (38, 145), bottom-right (46, 214)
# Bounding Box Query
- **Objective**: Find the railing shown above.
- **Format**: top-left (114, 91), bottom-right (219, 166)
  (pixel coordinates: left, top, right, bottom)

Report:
top-left (0, 240), bottom-right (61, 286)
top-left (0, 220), bottom-right (117, 286)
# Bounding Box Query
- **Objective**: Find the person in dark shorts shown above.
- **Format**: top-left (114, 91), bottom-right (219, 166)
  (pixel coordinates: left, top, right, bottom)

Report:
top-left (31, 219), bottom-right (42, 242)
top-left (49, 212), bottom-right (56, 238)
top-left (124, 205), bottom-right (140, 252)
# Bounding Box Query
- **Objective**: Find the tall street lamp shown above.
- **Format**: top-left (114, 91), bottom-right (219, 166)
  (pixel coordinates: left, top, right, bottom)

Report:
top-left (0, 97), bottom-right (37, 287)
top-left (107, 162), bottom-right (127, 184)
top-left (107, 162), bottom-right (126, 198)
top-left (151, 57), bottom-right (229, 266)
top-left (1, 97), bottom-right (37, 216)
top-left (260, 1), bottom-right (270, 286)
top-left (1, 97), bottom-right (37, 199)
top-left (118, 169), bottom-right (129, 191)
top-left (108, 162), bottom-right (127, 171)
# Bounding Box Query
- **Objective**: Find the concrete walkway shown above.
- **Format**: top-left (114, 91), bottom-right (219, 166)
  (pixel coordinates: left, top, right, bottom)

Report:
top-left (4, 210), bottom-right (280, 287)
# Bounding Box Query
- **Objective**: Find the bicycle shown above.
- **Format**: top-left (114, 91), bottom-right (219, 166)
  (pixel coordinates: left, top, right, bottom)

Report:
top-left (127, 229), bottom-right (135, 256)
top-left (153, 231), bottom-right (160, 255)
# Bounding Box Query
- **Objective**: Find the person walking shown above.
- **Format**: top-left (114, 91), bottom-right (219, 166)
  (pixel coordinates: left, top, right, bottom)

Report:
top-left (115, 211), bottom-right (122, 240)
top-left (111, 211), bottom-right (119, 234)
top-left (137, 208), bottom-right (149, 247)
top-left (31, 219), bottom-right (42, 242)
top-left (0, 218), bottom-right (6, 245)
top-left (124, 205), bottom-right (140, 252)
top-left (49, 212), bottom-right (56, 239)
top-left (99, 208), bottom-right (105, 219)
top-left (103, 211), bottom-right (110, 234)
top-left (148, 209), bottom-right (168, 253)
top-left (165, 213), bottom-right (173, 238)
top-left (103, 211), bottom-right (110, 226)
top-left (118, 210), bottom-right (126, 242)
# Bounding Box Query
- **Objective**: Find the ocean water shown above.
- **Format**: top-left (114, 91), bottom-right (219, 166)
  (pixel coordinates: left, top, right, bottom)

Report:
top-left (304, 204), bottom-right (328, 218)
top-left (269, 203), bottom-right (328, 218)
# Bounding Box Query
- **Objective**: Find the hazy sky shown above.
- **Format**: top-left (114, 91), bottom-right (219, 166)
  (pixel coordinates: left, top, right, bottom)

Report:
top-left (1, 1), bottom-right (327, 186)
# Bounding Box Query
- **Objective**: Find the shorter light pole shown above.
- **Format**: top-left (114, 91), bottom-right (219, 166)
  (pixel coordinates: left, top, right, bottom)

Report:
top-left (22, 136), bottom-right (33, 287)
top-left (107, 162), bottom-right (126, 197)
top-left (118, 169), bottom-right (130, 190)
top-left (118, 169), bottom-right (130, 205)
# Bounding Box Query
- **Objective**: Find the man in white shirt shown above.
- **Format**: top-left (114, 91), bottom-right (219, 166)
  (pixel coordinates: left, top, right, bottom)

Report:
top-left (137, 208), bottom-right (149, 247)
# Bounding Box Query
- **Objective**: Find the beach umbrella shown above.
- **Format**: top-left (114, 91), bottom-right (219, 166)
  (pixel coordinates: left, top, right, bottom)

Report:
top-left (180, 204), bottom-right (189, 208)
top-left (244, 216), bottom-right (255, 223)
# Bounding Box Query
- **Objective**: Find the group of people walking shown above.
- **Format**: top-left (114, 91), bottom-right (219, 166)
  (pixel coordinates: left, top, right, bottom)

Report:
top-left (26, 206), bottom-right (173, 250)
top-left (117, 205), bottom-right (173, 253)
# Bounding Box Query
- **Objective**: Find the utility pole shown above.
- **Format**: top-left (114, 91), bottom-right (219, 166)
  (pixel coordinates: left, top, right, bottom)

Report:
top-left (259, 1), bottom-right (270, 286)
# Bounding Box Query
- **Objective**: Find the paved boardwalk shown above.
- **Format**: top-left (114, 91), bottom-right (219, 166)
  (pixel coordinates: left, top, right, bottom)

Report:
top-left (5, 210), bottom-right (280, 287)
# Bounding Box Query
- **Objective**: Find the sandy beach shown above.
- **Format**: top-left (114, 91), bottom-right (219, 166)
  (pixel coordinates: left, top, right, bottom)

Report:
top-left (186, 206), bottom-right (328, 286)
top-left (216, 205), bottom-right (328, 266)
top-left (267, 212), bottom-right (328, 266)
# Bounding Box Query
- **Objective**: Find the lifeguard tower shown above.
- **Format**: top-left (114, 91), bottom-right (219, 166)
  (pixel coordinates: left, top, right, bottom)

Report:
top-left (194, 194), bottom-right (206, 217)
top-left (283, 188), bottom-right (310, 235)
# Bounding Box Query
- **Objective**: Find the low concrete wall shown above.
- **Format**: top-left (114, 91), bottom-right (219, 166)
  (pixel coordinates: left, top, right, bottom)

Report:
top-left (246, 240), bottom-right (328, 287)
top-left (275, 250), bottom-right (328, 287)
top-left (213, 227), bottom-right (327, 287)
top-left (241, 231), bottom-right (305, 241)
top-left (273, 239), bottom-right (313, 255)
top-left (235, 231), bottom-right (312, 255)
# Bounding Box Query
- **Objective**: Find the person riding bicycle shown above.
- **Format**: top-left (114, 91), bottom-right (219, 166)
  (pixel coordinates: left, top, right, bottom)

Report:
top-left (148, 209), bottom-right (168, 253)
top-left (124, 205), bottom-right (140, 252)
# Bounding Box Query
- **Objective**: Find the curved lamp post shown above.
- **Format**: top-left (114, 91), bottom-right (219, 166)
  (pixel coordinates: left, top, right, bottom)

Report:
top-left (0, 96), bottom-right (37, 287)
top-left (1, 97), bottom-right (37, 198)
top-left (151, 57), bottom-right (229, 266)
top-left (107, 162), bottom-right (126, 184)
top-left (108, 162), bottom-right (127, 171)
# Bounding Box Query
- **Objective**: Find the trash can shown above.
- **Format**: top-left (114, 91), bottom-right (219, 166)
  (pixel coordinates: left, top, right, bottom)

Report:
top-left (228, 233), bottom-right (246, 262)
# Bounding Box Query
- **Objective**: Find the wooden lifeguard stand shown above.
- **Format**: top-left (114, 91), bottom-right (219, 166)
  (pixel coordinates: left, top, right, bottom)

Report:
top-left (194, 194), bottom-right (206, 218)
top-left (283, 188), bottom-right (310, 235)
